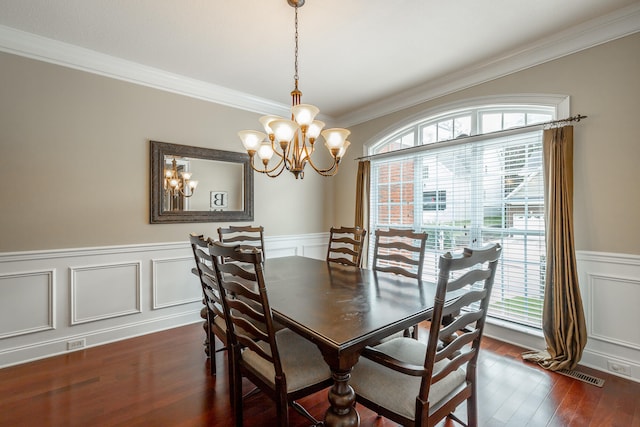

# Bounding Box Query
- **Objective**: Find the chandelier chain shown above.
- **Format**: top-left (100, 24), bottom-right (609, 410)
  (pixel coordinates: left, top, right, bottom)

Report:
top-left (294, 6), bottom-right (299, 84)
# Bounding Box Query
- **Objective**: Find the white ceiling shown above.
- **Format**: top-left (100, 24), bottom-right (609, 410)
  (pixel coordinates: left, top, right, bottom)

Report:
top-left (1, 0), bottom-right (639, 125)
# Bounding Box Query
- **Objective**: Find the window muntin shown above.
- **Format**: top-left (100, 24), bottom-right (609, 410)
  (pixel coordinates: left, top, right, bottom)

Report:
top-left (369, 105), bottom-right (553, 328)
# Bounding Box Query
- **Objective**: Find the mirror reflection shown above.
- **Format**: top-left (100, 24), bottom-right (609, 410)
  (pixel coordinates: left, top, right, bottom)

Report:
top-left (151, 141), bottom-right (253, 223)
top-left (162, 156), bottom-right (244, 212)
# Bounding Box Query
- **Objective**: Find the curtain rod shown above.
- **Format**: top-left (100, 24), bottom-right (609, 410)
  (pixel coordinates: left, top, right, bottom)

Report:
top-left (354, 114), bottom-right (587, 162)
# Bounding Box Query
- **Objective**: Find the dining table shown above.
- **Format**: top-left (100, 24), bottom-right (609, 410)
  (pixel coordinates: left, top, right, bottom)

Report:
top-left (262, 255), bottom-right (445, 427)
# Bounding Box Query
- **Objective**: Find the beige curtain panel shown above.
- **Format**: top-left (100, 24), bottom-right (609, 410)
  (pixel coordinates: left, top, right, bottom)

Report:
top-left (355, 160), bottom-right (370, 267)
top-left (523, 125), bottom-right (587, 371)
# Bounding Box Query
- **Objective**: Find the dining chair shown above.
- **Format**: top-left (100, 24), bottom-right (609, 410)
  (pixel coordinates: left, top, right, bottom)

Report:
top-left (209, 241), bottom-right (333, 427)
top-left (373, 228), bottom-right (428, 339)
top-left (189, 234), bottom-right (229, 377)
top-left (326, 226), bottom-right (367, 267)
top-left (217, 225), bottom-right (265, 258)
top-left (350, 243), bottom-right (502, 427)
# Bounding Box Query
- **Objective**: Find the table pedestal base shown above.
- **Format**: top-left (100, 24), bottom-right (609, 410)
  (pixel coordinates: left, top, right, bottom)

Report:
top-left (324, 369), bottom-right (359, 427)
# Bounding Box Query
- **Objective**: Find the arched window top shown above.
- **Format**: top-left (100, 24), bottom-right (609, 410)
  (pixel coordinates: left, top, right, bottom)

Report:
top-left (366, 93), bottom-right (571, 155)
top-left (370, 104), bottom-right (555, 155)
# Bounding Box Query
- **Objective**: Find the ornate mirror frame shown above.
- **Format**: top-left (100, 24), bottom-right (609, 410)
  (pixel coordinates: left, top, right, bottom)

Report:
top-left (150, 140), bottom-right (254, 223)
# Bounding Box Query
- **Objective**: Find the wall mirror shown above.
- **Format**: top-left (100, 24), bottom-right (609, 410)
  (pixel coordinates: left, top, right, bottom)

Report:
top-left (150, 140), bottom-right (253, 223)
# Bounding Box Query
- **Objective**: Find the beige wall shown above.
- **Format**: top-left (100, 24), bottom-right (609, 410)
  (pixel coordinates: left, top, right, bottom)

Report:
top-left (2, 32), bottom-right (638, 254)
top-left (0, 52), bottom-right (334, 252)
top-left (334, 32), bottom-right (640, 255)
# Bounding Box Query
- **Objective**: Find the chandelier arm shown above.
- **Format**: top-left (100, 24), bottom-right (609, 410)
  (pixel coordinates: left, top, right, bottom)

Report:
top-left (269, 139), bottom-right (287, 161)
top-left (249, 155), bottom-right (286, 175)
top-left (255, 156), bottom-right (288, 178)
top-left (281, 136), bottom-right (298, 172)
top-left (309, 161), bottom-right (340, 177)
top-left (264, 163), bottom-right (288, 178)
top-left (304, 155), bottom-right (340, 175)
top-left (297, 134), bottom-right (340, 174)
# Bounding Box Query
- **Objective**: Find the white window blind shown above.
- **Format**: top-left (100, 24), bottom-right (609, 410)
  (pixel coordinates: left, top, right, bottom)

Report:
top-left (370, 127), bottom-right (547, 328)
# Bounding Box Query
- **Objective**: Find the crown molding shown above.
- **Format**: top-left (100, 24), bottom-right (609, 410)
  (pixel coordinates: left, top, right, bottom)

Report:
top-left (1, 3), bottom-right (638, 126)
top-left (0, 25), bottom-right (291, 118)
top-left (339, 3), bottom-right (640, 127)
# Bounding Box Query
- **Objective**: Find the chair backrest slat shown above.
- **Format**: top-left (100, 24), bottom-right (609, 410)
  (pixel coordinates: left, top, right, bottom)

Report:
top-left (326, 226), bottom-right (367, 267)
top-left (373, 228), bottom-right (428, 279)
top-left (218, 225), bottom-right (265, 258)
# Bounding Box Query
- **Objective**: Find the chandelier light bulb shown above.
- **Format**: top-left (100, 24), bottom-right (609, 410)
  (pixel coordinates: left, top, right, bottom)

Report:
top-left (307, 120), bottom-right (325, 140)
top-left (337, 141), bottom-right (351, 159)
top-left (259, 115), bottom-right (282, 135)
top-left (291, 104), bottom-right (320, 126)
top-left (189, 180), bottom-right (198, 190)
top-left (321, 128), bottom-right (350, 149)
top-left (181, 172), bottom-right (192, 180)
top-left (238, 130), bottom-right (266, 152)
top-left (270, 119), bottom-right (298, 143)
top-left (257, 141), bottom-right (275, 160)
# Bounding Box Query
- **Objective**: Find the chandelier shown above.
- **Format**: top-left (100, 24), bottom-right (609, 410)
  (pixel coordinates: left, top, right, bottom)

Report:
top-left (237, 0), bottom-right (350, 179)
top-left (164, 157), bottom-right (198, 210)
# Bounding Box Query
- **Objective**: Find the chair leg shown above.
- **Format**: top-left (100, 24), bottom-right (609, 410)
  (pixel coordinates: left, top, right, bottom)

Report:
top-left (276, 388), bottom-right (289, 427)
top-left (467, 376), bottom-right (478, 427)
top-left (232, 348), bottom-right (244, 426)
top-left (227, 352), bottom-right (235, 409)
top-left (291, 400), bottom-right (322, 426)
top-left (205, 312), bottom-right (216, 375)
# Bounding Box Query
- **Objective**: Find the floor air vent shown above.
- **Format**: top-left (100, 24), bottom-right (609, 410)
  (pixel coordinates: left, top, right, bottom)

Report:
top-left (556, 369), bottom-right (605, 387)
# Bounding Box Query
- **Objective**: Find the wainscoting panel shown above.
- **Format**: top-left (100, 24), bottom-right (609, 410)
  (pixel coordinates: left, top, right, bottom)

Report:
top-left (264, 232), bottom-right (328, 260)
top-left (577, 251), bottom-right (640, 382)
top-left (152, 256), bottom-right (202, 309)
top-left (589, 273), bottom-right (640, 350)
top-left (0, 269), bottom-right (55, 339)
top-left (70, 261), bottom-right (142, 325)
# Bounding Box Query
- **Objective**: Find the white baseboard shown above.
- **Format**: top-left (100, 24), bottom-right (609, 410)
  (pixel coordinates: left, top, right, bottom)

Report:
top-left (0, 311), bottom-right (201, 368)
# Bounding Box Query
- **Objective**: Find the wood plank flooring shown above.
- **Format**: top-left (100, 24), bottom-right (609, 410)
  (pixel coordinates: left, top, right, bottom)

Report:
top-left (1, 322), bottom-right (638, 427)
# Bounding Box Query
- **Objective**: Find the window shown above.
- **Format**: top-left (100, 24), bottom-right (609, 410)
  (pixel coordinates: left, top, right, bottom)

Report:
top-left (369, 104), bottom-right (554, 328)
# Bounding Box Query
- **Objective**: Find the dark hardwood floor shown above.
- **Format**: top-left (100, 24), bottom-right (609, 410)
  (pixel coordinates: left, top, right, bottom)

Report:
top-left (1, 322), bottom-right (638, 427)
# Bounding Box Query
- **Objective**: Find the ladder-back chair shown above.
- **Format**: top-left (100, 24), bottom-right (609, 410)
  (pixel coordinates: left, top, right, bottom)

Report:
top-left (350, 244), bottom-right (502, 427)
top-left (189, 233), bottom-right (229, 377)
top-left (209, 241), bottom-right (332, 426)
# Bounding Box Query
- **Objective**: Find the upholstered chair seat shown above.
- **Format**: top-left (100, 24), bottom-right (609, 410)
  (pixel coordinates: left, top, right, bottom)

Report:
top-left (351, 337), bottom-right (466, 420)
top-left (242, 328), bottom-right (331, 393)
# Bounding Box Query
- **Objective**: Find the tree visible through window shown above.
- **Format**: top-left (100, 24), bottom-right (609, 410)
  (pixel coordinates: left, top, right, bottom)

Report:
top-left (369, 105), bottom-right (553, 328)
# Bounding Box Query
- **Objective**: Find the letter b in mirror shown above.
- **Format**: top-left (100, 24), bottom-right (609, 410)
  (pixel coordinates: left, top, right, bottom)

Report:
top-left (210, 191), bottom-right (228, 210)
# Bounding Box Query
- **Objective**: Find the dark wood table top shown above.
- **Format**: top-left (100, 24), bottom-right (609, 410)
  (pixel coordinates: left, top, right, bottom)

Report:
top-left (263, 256), bottom-right (439, 362)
